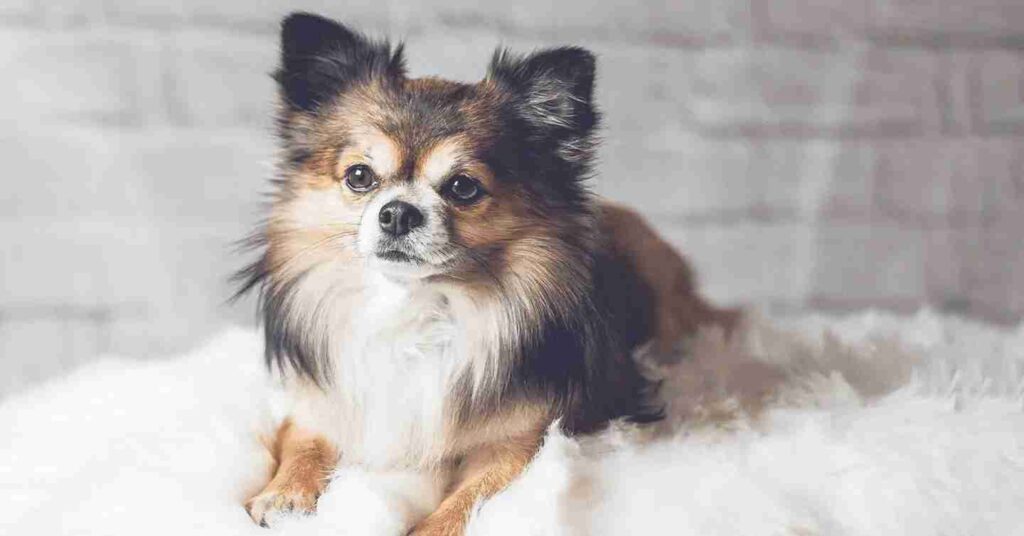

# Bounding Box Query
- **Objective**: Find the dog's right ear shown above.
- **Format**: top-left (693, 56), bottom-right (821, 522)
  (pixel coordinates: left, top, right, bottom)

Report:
top-left (275, 12), bottom-right (405, 112)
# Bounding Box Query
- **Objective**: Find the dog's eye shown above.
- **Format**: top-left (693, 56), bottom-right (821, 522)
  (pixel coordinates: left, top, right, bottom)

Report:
top-left (343, 165), bottom-right (377, 192)
top-left (443, 175), bottom-right (485, 204)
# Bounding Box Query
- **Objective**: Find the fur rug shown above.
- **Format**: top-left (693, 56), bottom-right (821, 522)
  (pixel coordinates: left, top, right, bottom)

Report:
top-left (2, 310), bottom-right (1023, 535)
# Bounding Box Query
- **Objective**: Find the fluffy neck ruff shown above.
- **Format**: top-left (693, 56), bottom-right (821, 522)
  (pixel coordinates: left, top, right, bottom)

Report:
top-left (236, 214), bottom-right (604, 423)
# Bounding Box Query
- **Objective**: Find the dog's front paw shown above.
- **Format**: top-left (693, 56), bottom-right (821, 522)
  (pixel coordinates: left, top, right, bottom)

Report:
top-left (244, 484), bottom-right (320, 527)
top-left (407, 510), bottom-right (468, 536)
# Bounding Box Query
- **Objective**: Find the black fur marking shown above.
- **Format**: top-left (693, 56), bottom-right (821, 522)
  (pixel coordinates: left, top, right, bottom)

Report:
top-left (487, 47), bottom-right (597, 134)
top-left (483, 47), bottom-right (601, 209)
top-left (276, 12), bottom-right (405, 113)
top-left (374, 88), bottom-right (471, 156)
top-left (258, 270), bottom-right (335, 383)
top-left (525, 250), bottom-right (665, 434)
top-left (232, 238), bottom-right (330, 384)
top-left (237, 13), bottom-right (662, 432)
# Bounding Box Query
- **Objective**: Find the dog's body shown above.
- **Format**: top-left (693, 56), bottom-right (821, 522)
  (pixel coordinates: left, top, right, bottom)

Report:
top-left (239, 13), bottom-right (736, 535)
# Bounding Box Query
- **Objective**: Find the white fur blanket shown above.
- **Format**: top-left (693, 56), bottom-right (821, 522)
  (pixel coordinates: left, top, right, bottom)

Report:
top-left (2, 311), bottom-right (1023, 535)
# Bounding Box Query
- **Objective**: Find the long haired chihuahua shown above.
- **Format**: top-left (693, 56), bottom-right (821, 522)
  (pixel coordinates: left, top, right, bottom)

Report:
top-left (238, 12), bottom-right (736, 535)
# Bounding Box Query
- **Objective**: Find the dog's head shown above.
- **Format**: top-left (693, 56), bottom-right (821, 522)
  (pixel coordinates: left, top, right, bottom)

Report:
top-left (237, 13), bottom-right (607, 381)
top-left (260, 13), bottom-right (600, 287)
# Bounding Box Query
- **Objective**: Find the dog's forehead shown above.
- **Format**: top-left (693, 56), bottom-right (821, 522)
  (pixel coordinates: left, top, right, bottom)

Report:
top-left (340, 78), bottom-right (495, 182)
top-left (379, 79), bottom-right (479, 146)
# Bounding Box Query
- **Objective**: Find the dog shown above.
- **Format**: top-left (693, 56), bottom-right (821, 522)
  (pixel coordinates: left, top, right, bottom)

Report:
top-left (237, 12), bottom-right (737, 535)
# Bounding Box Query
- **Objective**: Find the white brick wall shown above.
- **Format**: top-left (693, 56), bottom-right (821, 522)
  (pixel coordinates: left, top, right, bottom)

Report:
top-left (166, 30), bottom-right (276, 127)
top-left (872, 0), bottom-right (1024, 39)
top-left (973, 50), bottom-right (1024, 134)
top-left (753, 0), bottom-right (872, 38)
top-left (0, 28), bottom-right (163, 126)
top-left (2, 0), bottom-right (1023, 395)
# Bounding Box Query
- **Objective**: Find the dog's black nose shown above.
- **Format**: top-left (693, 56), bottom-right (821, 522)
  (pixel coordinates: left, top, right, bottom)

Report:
top-left (378, 200), bottom-right (424, 237)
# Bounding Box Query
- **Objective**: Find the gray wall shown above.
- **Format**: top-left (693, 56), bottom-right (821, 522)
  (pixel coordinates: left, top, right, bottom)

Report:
top-left (2, 0), bottom-right (1023, 395)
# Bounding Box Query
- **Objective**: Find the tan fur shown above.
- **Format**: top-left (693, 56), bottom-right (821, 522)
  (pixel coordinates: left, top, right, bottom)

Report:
top-left (416, 136), bottom-right (491, 188)
top-left (246, 202), bottom-right (741, 529)
top-left (249, 30), bottom-right (742, 529)
top-left (408, 404), bottom-right (550, 535)
top-left (598, 201), bottom-right (741, 359)
top-left (447, 402), bottom-right (553, 459)
top-left (655, 322), bottom-right (785, 428)
top-left (409, 429), bottom-right (546, 536)
top-left (245, 419), bottom-right (339, 526)
top-left (335, 127), bottom-right (403, 180)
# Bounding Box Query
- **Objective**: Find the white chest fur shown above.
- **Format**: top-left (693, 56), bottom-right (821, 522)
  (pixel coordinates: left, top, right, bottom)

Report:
top-left (288, 275), bottom-right (470, 469)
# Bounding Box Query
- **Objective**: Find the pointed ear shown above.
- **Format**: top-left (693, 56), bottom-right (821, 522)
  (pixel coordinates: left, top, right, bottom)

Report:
top-left (275, 12), bottom-right (405, 112)
top-left (486, 47), bottom-right (598, 137)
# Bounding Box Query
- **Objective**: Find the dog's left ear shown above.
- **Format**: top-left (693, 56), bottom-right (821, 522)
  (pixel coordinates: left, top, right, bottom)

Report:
top-left (487, 47), bottom-right (598, 153)
top-left (276, 12), bottom-right (405, 112)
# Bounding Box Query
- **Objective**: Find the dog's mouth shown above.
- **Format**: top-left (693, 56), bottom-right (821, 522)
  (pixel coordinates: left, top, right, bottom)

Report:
top-left (375, 249), bottom-right (424, 264)
top-left (371, 247), bottom-right (448, 282)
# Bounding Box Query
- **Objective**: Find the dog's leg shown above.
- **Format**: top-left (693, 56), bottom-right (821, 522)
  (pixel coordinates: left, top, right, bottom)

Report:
top-left (245, 418), bottom-right (339, 526)
top-left (408, 432), bottom-right (543, 536)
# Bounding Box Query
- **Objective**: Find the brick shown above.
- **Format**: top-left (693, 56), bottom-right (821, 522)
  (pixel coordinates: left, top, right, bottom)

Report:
top-left (99, 0), bottom-right (186, 26)
top-left (753, 0), bottom-right (872, 40)
top-left (341, 29), bottom-right (611, 83)
top-left (99, 0), bottom-right (749, 43)
top-left (402, 30), bottom-right (693, 117)
top-left (0, 128), bottom-right (152, 221)
top-left (656, 222), bottom-right (814, 307)
top-left (683, 46), bottom-right (943, 136)
top-left (0, 0), bottom-right (39, 22)
top-left (0, 219), bottom-right (169, 306)
top-left (941, 52), bottom-right (974, 135)
top-left (124, 130), bottom-right (274, 226)
top-left (166, 30), bottom-right (276, 127)
top-left (105, 233), bottom-right (258, 359)
top-left (808, 224), bottom-right (929, 306)
top-left (993, 142), bottom-right (1024, 220)
top-left (586, 41), bottom-right (696, 135)
top-left (834, 48), bottom-right (943, 134)
top-left (872, 138), bottom-right (1018, 226)
top-left (104, 0), bottom-right (389, 32)
top-left (169, 26), bottom-right (681, 126)
top-left (107, 311), bottom-right (252, 363)
top-left (802, 141), bottom-right (877, 220)
top-left (0, 127), bottom-right (272, 226)
top-left (402, 29), bottom-right (509, 82)
top-left (145, 230), bottom-right (253, 309)
top-left (0, 125), bottom-right (273, 347)
top-left (596, 136), bottom-right (883, 224)
top-left (921, 228), bottom-right (977, 309)
top-left (36, 0), bottom-right (103, 26)
top-left (872, 0), bottom-right (1024, 40)
top-left (0, 218), bottom-right (248, 346)
top-left (971, 50), bottom-right (1024, 134)
top-left (965, 214), bottom-right (1024, 323)
top-left (596, 136), bottom-right (807, 220)
top-left (394, 0), bottom-right (749, 44)
top-left (949, 58), bottom-right (1024, 208)
top-left (805, 226), bottom-right (979, 317)
top-left (0, 29), bottom-right (163, 126)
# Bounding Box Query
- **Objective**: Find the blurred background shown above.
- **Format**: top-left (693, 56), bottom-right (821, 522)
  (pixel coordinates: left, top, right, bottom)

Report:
top-left (1, 0), bottom-right (1022, 397)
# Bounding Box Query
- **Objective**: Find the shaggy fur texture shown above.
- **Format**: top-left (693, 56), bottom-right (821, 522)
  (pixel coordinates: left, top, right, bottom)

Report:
top-left (236, 13), bottom-right (660, 439)
top-left (235, 14), bottom-right (716, 531)
top-left (2, 310), bottom-right (1023, 535)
